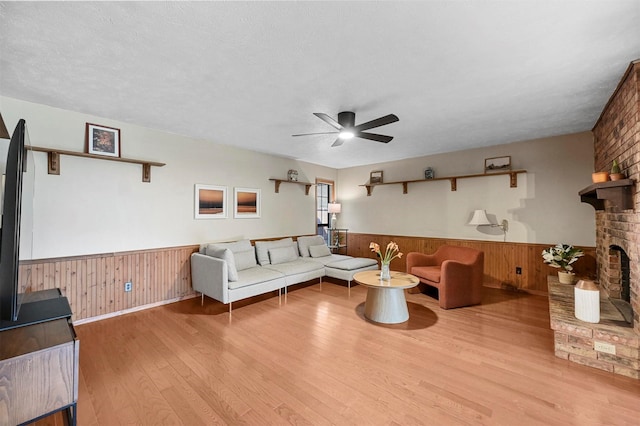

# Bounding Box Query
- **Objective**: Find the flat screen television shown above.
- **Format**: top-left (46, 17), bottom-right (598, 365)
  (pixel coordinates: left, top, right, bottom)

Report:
top-left (0, 119), bottom-right (27, 323)
top-left (0, 119), bottom-right (71, 331)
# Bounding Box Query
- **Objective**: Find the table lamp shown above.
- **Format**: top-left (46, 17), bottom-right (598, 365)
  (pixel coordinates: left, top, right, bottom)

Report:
top-left (328, 202), bottom-right (341, 229)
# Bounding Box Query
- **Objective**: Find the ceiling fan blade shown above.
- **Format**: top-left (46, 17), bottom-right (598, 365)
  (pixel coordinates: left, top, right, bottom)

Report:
top-left (331, 138), bottom-right (344, 147)
top-left (313, 113), bottom-right (343, 130)
top-left (357, 132), bottom-right (393, 143)
top-left (353, 114), bottom-right (399, 132)
top-left (292, 131), bottom-right (339, 137)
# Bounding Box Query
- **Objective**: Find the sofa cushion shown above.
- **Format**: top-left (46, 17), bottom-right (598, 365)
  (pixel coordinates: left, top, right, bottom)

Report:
top-left (309, 244), bottom-right (332, 258)
top-left (209, 248), bottom-right (239, 282)
top-left (264, 259), bottom-right (324, 276)
top-left (255, 237), bottom-right (295, 265)
top-left (297, 235), bottom-right (326, 257)
top-left (326, 257), bottom-right (378, 271)
top-left (229, 266), bottom-right (285, 290)
top-left (269, 245), bottom-right (298, 265)
top-left (411, 265), bottom-right (441, 283)
top-left (234, 249), bottom-right (257, 271)
top-left (205, 239), bottom-right (252, 256)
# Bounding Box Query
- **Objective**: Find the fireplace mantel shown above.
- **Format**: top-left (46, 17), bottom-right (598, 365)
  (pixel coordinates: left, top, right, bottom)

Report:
top-left (578, 179), bottom-right (634, 210)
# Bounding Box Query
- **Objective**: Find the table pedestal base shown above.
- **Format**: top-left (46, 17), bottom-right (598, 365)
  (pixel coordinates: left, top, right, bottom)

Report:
top-left (364, 287), bottom-right (409, 324)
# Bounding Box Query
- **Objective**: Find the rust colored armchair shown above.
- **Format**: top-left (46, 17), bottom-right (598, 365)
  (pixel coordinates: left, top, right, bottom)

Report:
top-left (406, 245), bottom-right (484, 309)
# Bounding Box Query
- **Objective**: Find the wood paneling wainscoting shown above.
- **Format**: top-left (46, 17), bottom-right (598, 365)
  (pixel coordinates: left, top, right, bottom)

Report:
top-left (19, 245), bottom-right (200, 323)
top-left (347, 233), bottom-right (596, 294)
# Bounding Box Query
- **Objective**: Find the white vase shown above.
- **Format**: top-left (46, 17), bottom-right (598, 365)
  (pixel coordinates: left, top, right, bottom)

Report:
top-left (380, 263), bottom-right (391, 281)
top-left (558, 270), bottom-right (575, 284)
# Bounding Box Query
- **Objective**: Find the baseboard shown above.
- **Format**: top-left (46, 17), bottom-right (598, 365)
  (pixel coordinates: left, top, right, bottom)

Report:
top-left (73, 293), bottom-right (198, 325)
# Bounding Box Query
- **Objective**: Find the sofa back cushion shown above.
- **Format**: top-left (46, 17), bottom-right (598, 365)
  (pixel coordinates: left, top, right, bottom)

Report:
top-left (255, 237), bottom-right (295, 265)
top-left (204, 239), bottom-right (256, 281)
top-left (234, 249), bottom-right (258, 271)
top-left (309, 244), bottom-right (331, 258)
top-left (204, 239), bottom-right (252, 257)
top-left (208, 248), bottom-right (239, 281)
top-left (268, 245), bottom-right (298, 265)
top-left (297, 235), bottom-right (326, 257)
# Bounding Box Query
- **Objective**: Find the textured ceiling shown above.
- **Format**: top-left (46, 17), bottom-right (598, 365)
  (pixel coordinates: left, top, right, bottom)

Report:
top-left (1, 1), bottom-right (639, 169)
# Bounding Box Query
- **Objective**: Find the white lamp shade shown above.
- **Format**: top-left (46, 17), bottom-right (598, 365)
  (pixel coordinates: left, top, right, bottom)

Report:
top-left (468, 209), bottom-right (492, 226)
top-left (328, 203), bottom-right (341, 214)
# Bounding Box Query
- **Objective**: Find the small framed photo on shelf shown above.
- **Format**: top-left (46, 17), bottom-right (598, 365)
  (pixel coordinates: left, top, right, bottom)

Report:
top-left (234, 187), bottom-right (261, 219)
top-left (424, 167), bottom-right (435, 180)
top-left (370, 170), bottom-right (383, 184)
top-left (85, 123), bottom-right (121, 157)
top-left (484, 156), bottom-right (511, 173)
top-left (195, 184), bottom-right (227, 219)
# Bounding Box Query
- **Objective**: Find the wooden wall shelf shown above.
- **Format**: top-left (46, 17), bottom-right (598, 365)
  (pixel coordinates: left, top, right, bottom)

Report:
top-left (578, 179), bottom-right (634, 210)
top-left (269, 178), bottom-right (314, 195)
top-left (27, 146), bottom-right (165, 182)
top-left (359, 170), bottom-right (527, 196)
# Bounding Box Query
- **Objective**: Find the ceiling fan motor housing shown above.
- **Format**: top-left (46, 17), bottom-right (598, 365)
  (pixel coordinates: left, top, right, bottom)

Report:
top-left (338, 111), bottom-right (356, 128)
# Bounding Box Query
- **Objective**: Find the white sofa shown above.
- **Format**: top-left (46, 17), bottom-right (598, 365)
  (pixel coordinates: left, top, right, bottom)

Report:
top-left (190, 235), bottom-right (378, 312)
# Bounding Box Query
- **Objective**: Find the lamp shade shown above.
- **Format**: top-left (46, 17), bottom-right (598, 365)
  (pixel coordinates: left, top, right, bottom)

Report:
top-left (468, 209), bottom-right (491, 226)
top-left (328, 203), bottom-right (341, 214)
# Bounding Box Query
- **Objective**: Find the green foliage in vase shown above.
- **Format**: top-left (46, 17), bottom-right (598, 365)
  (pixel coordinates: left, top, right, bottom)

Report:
top-left (542, 244), bottom-right (584, 271)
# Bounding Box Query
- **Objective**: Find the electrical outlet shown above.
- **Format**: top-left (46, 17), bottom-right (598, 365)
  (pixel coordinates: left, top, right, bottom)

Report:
top-left (124, 282), bottom-right (132, 292)
top-left (516, 267), bottom-right (522, 275)
top-left (594, 341), bottom-right (616, 355)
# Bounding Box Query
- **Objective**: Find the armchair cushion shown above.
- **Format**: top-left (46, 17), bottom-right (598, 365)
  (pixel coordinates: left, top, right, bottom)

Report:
top-left (411, 265), bottom-right (441, 283)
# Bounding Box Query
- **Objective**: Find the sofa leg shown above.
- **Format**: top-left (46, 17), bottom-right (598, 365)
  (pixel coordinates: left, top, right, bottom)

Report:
top-left (229, 302), bottom-right (232, 314)
top-left (319, 276), bottom-right (322, 291)
top-left (201, 293), bottom-right (204, 306)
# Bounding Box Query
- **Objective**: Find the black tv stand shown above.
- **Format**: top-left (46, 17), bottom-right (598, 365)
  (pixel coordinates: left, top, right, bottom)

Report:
top-left (0, 289), bottom-right (72, 331)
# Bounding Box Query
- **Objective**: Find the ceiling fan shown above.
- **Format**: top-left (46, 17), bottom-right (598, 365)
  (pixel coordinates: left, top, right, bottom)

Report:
top-left (292, 111), bottom-right (399, 147)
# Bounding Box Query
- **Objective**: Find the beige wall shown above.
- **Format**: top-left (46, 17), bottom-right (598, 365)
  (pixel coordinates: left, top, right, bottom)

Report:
top-left (336, 132), bottom-right (596, 246)
top-left (1, 96), bottom-right (336, 259)
top-left (2, 95), bottom-right (596, 260)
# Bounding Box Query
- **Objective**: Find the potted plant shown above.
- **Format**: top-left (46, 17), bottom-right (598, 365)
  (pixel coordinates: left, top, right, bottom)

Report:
top-left (542, 244), bottom-right (584, 284)
top-left (610, 159), bottom-right (625, 181)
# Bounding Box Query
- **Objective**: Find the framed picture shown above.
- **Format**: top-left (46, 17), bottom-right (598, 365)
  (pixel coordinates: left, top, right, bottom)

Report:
top-left (234, 188), bottom-right (261, 218)
top-left (484, 156), bottom-right (511, 173)
top-left (85, 123), bottom-right (120, 157)
top-left (424, 167), bottom-right (435, 180)
top-left (195, 184), bottom-right (227, 219)
top-left (370, 170), bottom-right (383, 184)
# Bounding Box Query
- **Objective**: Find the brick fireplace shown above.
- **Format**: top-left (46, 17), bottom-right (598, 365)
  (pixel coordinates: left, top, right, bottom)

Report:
top-left (549, 60), bottom-right (640, 379)
top-left (593, 59), bottom-right (640, 334)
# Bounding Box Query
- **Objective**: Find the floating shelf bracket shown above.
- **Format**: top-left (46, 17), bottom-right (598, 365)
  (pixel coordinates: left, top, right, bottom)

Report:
top-left (269, 178), bottom-right (314, 195)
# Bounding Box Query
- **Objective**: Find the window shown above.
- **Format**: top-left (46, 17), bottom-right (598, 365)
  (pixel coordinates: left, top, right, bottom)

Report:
top-left (316, 180), bottom-right (334, 240)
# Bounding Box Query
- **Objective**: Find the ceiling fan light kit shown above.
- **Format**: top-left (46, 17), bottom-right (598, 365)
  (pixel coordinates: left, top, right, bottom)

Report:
top-left (293, 111), bottom-right (399, 147)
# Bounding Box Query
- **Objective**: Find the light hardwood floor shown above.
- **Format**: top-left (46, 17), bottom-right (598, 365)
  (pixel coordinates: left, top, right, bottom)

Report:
top-left (36, 281), bottom-right (640, 425)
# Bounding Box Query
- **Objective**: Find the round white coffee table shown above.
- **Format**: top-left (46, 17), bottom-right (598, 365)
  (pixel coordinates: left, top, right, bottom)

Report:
top-left (353, 270), bottom-right (419, 324)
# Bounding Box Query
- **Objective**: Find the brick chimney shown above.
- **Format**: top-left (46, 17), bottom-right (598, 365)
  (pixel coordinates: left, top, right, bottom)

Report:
top-left (592, 59), bottom-right (640, 333)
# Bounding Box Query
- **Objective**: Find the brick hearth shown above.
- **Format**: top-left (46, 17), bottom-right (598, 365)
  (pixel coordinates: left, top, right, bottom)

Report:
top-left (548, 277), bottom-right (639, 379)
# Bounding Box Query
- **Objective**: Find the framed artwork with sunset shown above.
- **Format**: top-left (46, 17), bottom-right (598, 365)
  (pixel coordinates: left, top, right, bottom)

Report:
top-left (195, 184), bottom-right (227, 219)
top-left (234, 188), bottom-right (260, 219)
